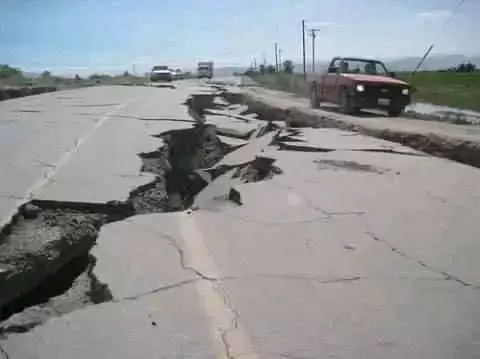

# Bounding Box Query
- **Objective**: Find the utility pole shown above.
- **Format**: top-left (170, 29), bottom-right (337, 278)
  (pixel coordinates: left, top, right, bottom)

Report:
top-left (278, 48), bottom-right (283, 71)
top-left (253, 58), bottom-right (257, 72)
top-left (309, 29), bottom-right (320, 73)
top-left (274, 42), bottom-right (279, 72)
top-left (302, 20), bottom-right (307, 80)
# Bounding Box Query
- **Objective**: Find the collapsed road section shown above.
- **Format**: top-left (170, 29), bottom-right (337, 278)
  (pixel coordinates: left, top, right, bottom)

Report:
top-left (1, 81), bottom-right (480, 359)
top-left (0, 83), bottom-right (282, 336)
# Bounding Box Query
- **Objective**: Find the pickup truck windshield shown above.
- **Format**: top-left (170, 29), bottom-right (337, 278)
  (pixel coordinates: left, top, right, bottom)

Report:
top-left (340, 59), bottom-right (389, 75)
top-left (152, 66), bottom-right (168, 71)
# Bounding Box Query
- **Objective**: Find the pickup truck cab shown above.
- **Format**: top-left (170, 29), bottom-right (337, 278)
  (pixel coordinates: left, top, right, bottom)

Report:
top-left (309, 57), bottom-right (412, 116)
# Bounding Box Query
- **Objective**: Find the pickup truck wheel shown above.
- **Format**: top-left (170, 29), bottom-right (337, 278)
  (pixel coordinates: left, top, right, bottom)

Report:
top-left (310, 86), bottom-right (321, 108)
top-left (339, 88), bottom-right (355, 114)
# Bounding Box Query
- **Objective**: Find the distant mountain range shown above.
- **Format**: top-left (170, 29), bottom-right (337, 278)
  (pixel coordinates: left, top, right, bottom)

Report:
top-left (213, 66), bottom-right (248, 77)
top-left (385, 55), bottom-right (480, 71)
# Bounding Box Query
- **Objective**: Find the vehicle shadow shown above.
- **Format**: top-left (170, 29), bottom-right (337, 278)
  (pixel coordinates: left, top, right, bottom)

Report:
top-left (151, 84), bottom-right (176, 89)
top-left (319, 104), bottom-right (387, 118)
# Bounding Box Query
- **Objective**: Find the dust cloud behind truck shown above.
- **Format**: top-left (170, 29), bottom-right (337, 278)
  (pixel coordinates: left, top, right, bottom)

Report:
top-left (197, 61), bottom-right (214, 79)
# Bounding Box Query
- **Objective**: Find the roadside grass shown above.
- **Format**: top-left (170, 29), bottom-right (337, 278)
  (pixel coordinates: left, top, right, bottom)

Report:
top-left (251, 73), bottom-right (308, 97)
top-left (398, 72), bottom-right (480, 112)
top-left (251, 71), bottom-right (480, 112)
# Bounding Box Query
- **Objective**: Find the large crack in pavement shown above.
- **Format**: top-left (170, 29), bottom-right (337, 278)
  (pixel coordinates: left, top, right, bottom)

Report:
top-left (2, 83), bottom-right (478, 359)
top-left (128, 122), bottom-right (231, 213)
top-left (0, 253), bottom-right (113, 335)
top-left (4, 83), bottom-right (467, 357)
top-left (0, 205), bottom-right (125, 336)
top-left (0, 86), bottom-right (284, 338)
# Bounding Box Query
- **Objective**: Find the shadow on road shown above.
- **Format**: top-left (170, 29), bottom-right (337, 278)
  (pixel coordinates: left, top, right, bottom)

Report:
top-left (319, 104), bottom-right (387, 118)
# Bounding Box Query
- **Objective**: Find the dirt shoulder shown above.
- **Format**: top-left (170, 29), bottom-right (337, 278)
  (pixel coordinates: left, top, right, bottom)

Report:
top-left (238, 85), bottom-right (480, 168)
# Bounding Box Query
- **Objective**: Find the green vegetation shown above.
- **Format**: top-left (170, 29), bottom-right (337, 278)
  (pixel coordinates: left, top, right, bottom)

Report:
top-left (398, 71), bottom-right (480, 112)
top-left (0, 64), bottom-right (28, 86)
top-left (0, 64), bottom-right (22, 78)
top-left (0, 64), bottom-right (149, 89)
top-left (245, 60), bottom-right (307, 96)
top-left (250, 72), bottom-right (308, 97)
top-left (250, 70), bottom-right (480, 112)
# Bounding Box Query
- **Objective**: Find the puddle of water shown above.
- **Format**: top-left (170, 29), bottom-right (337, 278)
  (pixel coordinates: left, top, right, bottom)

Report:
top-left (406, 102), bottom-right (480, 125)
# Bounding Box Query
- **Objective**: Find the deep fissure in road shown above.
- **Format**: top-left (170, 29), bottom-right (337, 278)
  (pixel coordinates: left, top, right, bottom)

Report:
top-left (0, 205), bottom-right (125, 334)
top-left (3, 85), bottom-right (394, 336)
top-left (0, 90), bottom-right (282, 335)
top-left (130, 122), bottom-right (231, 213)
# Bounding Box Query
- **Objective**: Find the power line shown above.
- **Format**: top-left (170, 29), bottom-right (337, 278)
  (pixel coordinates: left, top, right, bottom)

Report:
top-left (434, 0), bottom-right (468, 43)
top-left (411, 0), bottom-right (468, 75)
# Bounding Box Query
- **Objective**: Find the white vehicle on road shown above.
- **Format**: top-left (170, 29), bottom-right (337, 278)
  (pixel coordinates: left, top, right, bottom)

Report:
top-left (197, 61), bottom-right (213, 79)
top-left (150, 65), bottom-right (173, 82)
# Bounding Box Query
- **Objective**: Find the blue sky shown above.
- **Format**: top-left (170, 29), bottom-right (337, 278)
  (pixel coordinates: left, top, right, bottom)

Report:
top-left (1, 0), bottom-right (479, 74)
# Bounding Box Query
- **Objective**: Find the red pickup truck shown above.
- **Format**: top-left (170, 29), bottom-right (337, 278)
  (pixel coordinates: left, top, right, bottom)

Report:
top-left (309, 57), bottom-right (412, 116)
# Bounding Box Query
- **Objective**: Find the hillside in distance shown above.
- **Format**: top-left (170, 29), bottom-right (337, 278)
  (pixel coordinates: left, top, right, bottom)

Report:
top-left (386, 55), bottom-right (480, 71)
top-left (214, 66), bottom-right (248, 77)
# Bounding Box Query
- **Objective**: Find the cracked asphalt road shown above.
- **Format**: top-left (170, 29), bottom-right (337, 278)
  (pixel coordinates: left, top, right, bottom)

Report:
top-left (1, 79), bottom-right (480, 358)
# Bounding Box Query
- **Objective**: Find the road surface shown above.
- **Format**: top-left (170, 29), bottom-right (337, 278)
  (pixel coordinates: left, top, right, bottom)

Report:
top-left (1, 79), bottom-right (479, 359)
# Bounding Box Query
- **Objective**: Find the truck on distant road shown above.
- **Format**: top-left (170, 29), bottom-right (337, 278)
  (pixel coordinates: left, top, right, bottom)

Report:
top-left (150, 65), bottom-right (173, 82)
top-left (197, 61), bottom-right (214, 79)
top-left (309, 57), bottom-right (412, 116)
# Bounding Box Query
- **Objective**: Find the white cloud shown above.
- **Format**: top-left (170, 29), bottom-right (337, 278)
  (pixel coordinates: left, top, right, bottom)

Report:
top-left (416, 10), bottom-right (452, 20)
